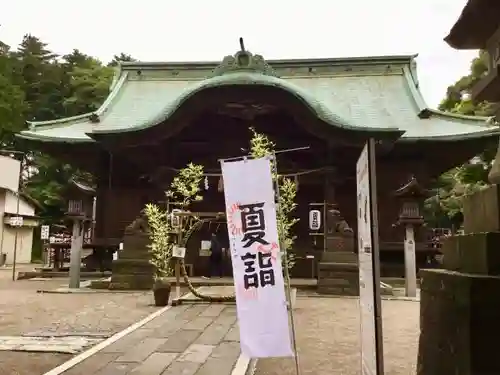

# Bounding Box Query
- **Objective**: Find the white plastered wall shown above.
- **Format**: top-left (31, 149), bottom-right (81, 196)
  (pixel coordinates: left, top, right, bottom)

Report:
top-left (0, 190), bottom-right (35, 265)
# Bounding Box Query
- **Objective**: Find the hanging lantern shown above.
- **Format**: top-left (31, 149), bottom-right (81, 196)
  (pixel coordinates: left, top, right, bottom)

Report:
top-left (170, 209), bottom-right (182, 229)
top-left (204, 176), bottom-right (209, 190)
top-left (309, 210), bottom-right (321, 230)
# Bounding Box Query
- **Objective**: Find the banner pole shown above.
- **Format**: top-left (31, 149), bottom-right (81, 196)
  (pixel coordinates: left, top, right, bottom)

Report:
top-left (271, 152), bottom-right (301, 375)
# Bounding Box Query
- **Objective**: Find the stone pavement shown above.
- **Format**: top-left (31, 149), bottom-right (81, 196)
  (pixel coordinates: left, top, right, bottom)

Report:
top-left (58, 304), bottom-right (245, 375)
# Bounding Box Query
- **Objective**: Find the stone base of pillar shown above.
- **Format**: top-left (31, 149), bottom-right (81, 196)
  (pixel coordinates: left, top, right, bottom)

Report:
top-left (317, 252), bottom-right (359, 296)
top-left (108, 219), bottom-right (154, 290)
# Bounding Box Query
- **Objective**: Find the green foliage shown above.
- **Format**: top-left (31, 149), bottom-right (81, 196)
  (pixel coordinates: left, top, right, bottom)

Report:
top-left (0, 33), bottom-right (133, 227)
top-left (167, 163), bottom-right (205, 208)
top-left (144, 203), bottom-right (173, 279)
top-left (427, 50), bottom-right (498, 227)
top-left (108, 53), bottom-right (137, 67)
top-left (144, 163), bottom-right (205, 279)
top-left (248, 127), bottom-right (299, 272)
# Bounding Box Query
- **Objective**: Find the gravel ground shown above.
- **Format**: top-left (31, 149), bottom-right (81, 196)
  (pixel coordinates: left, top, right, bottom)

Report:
top-left (0, 268), bottom-right (164, 375)
top-left (255, 296), bottom-right (419, 375)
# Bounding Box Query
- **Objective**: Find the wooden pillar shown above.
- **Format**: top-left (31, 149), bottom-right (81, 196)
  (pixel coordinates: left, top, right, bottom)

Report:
top-left (323, 167), bottom-right (337, 252)
top-left (94, 151), bottom-right (112, 239)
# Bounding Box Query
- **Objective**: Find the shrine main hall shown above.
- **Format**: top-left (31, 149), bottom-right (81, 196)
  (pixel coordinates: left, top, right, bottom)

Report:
top-left (18, 45), bottom-right (500, 277)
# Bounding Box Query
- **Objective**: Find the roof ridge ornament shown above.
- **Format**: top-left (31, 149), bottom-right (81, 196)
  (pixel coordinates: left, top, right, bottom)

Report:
top-left (211, 37), bottom-right (279, 77)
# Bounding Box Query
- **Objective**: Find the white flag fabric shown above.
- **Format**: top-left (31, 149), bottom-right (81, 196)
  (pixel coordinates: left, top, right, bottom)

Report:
top-left (220, 156), bottom-right (293, 358)
top-left (0, 155), bottom-right (21, 192)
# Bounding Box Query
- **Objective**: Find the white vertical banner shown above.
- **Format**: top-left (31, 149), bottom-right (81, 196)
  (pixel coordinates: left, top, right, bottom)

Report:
top-left (0, 155), bottom-right (21, 192)
top-left (356, 139), bottom-right (384, 375)
top-left (221, 156), bottom-right (293, 359)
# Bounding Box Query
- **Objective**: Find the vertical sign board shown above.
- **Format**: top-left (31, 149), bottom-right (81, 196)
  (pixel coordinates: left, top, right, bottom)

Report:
top-left (220, 156), bottom-right (293, 359)
top-left (356, 139), bottom-right (384, 375)
top-left (40, 225), bottom-right (50, 240)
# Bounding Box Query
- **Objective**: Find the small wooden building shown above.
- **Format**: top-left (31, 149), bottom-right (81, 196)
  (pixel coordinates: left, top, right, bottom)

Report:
top-left (17, 46), bottom-right (500, 277)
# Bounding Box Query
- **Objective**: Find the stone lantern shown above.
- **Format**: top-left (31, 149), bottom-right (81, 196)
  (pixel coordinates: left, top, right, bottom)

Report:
top-left (393, 177), bottom-right (429, 297)
top-left (64, 180), bottom-right (95, 288)
top-left (65, 180), bottom-right (94, 220)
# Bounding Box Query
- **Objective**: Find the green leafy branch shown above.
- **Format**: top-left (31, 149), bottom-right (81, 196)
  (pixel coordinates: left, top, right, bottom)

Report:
top-left (249, 127), bottom-right (299, 272)
top-left (144, 163), bottom-right (205, 279)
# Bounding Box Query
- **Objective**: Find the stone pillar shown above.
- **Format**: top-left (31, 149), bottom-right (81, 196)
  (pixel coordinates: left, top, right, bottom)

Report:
top-left (404, 225), bottom-right (417, 297)
top-left (68, 219), bottom-right (83, 289)
top-left (417, 185), bottom-right (500, 375)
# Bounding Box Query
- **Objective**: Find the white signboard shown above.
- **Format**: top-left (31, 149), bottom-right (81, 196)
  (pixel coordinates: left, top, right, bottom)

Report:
top-left (356, 139), bottom-right (384, 375)
top-left (172, 246), bottom-right (186, 258)
top-left (0, 155), bottom-right (21, 192)
top-left (9, 216), bottom-right (23, 227)
top-left (41, 225), bottom-right (50, 240)
top-left (221, 156), bottom-right (293, 359)
top-left (309, 210), bottom-right (321, 230)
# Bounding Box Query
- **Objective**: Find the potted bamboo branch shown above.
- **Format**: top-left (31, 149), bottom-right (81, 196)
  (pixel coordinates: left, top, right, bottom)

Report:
top-left (144, 163), bottom-right (205, 306)
top-left (144, 203), bottom-right (173, 306)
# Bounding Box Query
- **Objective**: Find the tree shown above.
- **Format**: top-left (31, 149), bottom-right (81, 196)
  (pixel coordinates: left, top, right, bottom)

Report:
top-left (426, 50), bottom-right (497, 227)
top-left (63, 57), bottom-right (114, 116)
top-left (0, 39), bottom-right (26, 149)
top-left (1, 36), bottom-right (110, 225)
top-left (14, 34), bottom-right (61, 121)
top-left (439, 51), bottom-right (493, 116)
top-left (108, 53), bottom-right (137, 67)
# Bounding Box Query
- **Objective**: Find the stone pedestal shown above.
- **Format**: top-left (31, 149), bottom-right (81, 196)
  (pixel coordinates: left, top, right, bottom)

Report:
top-left (462, 185), bottom-right (500, 234)
top-left (109, 218), bottom-right (154, 290)
top-left (317, 235), bottom-right (358, 296)
top-left (417, 186), bottom-right (500, 375)
top-left (317, 251), bottom-right (359, 295)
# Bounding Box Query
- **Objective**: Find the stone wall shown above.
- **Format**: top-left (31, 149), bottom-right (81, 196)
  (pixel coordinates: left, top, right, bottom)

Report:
top-left (417, 185), bottom-right (500, 375)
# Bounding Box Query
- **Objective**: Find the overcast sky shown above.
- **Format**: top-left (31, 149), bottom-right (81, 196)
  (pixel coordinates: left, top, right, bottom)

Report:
top-left (1, 0), bottom-right (476, 108)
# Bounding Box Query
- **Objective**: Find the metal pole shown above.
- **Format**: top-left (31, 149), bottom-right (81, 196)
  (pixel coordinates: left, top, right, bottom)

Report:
top-left (271, 152), bottom-right (301, 375)
top-left (218, 146), bottom-right (310, 163)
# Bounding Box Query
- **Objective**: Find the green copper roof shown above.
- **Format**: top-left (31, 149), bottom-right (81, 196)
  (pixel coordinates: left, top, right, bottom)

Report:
top-left (18, 49), bottom-right (499, 143)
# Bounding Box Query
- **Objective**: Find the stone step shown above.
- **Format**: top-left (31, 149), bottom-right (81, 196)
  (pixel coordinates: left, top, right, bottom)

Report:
top-left (109, 274), bottom-right (154, 290)
top-left (112, 259), bottom-right (155, 275)
top-left (318, 262), bottom-right (358, 273)
top-left (321, 252), bottom-right (358, 264)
